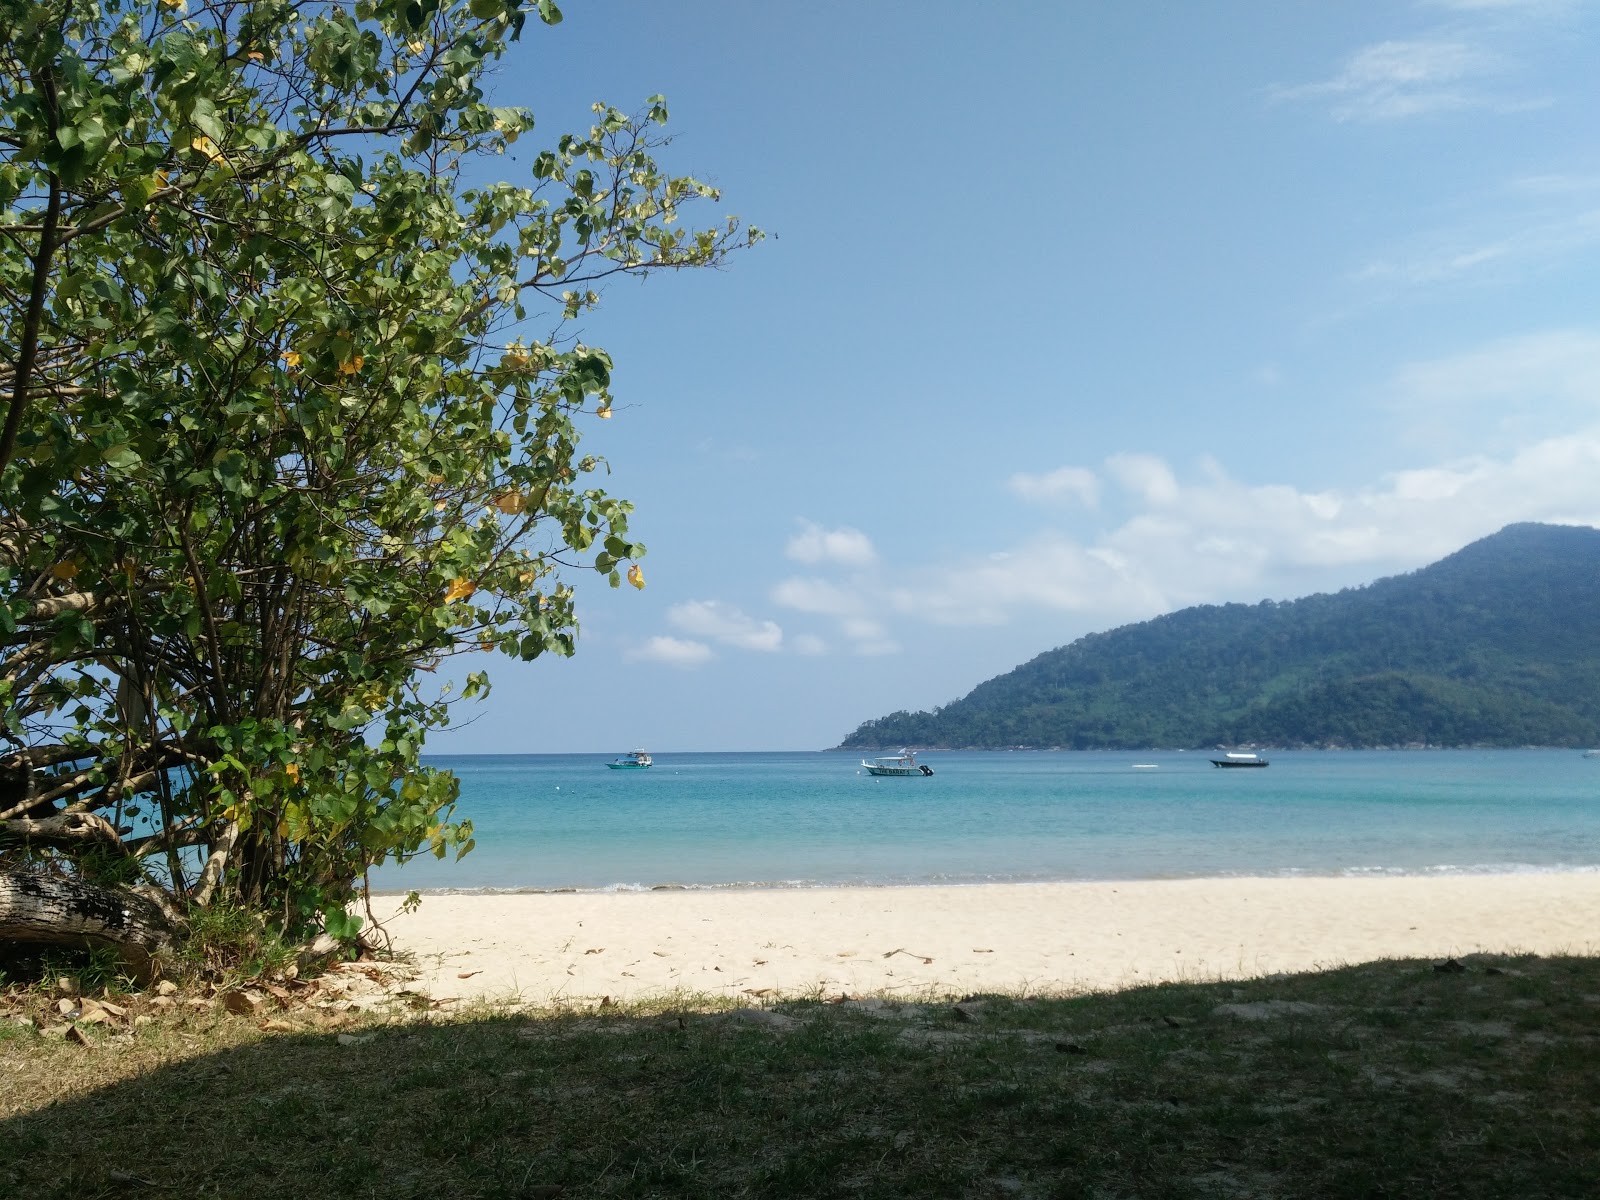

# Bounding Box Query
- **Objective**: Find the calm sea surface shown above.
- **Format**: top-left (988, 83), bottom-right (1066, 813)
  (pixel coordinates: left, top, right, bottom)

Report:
top-left (372, 750), bottom-right (1600, 894)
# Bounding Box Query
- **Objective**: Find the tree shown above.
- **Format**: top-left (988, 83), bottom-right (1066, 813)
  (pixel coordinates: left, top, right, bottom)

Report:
top-left (0, 0), bottom-right (759, 973)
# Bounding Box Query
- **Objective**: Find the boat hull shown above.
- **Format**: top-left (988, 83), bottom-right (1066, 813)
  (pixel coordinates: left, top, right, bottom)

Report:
top-left (864, 765), bottom-right (932, 776)
top-left (1210, 759), bottom-right (1268, 768)
top-left (607, 763), bottom-right (650, 769)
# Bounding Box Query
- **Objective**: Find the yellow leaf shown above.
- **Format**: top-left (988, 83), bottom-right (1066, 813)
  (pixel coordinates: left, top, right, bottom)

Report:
top-left (434, 500), bottom-right (448, 512)
top-left (284, 763), bottom-right (300, 784)
top-left (337, 355), bottom-right (364, 376)
top-left (190, 135), bottom-right (223, 164)
top-left (247, 50), bottom-right (264, 61)
top-left (503, 351), bottom-right (530, 368)
top-left (444, 577), bottom-right (477, 603)
top-left (280, 349), bottom-right (301, 368)
top-left (407, 39), bottom-right (426, 54)
top-left (596, 404), bottom-right (613, 419)
top-left (426, 474), bottom-right (446, 486)
top-left (160, 0), bottom-right (186, 9)
top-left (493, 491), bottom-right (526, 514)
top-left (626, 564), bottom-right (645, 590)
top-left (49, 560), bottom-right (79, 581)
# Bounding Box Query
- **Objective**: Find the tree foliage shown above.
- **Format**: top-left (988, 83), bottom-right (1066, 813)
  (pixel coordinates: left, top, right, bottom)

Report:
top-left (840, 524), bottom-right (1600, 751)
top-left (0, 0), bottom-right (758, 943)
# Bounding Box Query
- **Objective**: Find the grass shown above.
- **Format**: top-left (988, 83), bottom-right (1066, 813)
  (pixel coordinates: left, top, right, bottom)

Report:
top-left (2, 952), bottom-right (1598, 1198)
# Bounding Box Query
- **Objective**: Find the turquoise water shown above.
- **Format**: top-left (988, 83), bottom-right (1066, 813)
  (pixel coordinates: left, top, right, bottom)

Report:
top-left (372, 750), bottom-right (1600, 893)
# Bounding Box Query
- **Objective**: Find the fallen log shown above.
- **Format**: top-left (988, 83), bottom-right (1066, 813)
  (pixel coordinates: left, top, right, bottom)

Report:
top-left (0, 871), bottom-right (177, 981)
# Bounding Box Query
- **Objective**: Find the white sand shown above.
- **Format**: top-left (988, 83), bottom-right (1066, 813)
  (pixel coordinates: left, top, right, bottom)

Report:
top-left (378, 874), bottom-right (1600, 1005)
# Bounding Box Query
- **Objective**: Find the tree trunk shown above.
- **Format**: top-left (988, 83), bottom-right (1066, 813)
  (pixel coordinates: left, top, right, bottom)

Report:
top-left (0, 871), bottom-right (177, 981)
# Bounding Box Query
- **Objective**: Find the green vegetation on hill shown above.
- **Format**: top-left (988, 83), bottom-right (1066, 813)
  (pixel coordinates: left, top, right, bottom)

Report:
top-left (840, 523), bottom-right (1600, 750)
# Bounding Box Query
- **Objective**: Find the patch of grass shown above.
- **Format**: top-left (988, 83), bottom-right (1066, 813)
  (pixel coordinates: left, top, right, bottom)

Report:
top-left (173, 902), bottom-right (298, 986)
top-left (3, 953), bottom-right (1599, 1197)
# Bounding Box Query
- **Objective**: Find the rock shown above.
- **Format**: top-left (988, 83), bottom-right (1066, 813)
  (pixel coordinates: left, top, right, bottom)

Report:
top-left (952, 1001), bottom-right (988, 1023)
top-left (1433, 958), bottom-right (1468, 974)
top-left (155, 980), bottom-right (178, 997)
top-left (1162, 1015), bottom-right (1192, 1028)
top-left (1211, 1000), bottom-right (1330, 1022)
top-left (223, 991), bottom-right (263, 1016)
top-left (723, 1008), bottom-right (800, 1031)
top-left (1055, 1042), bottom-right (1088, 1054)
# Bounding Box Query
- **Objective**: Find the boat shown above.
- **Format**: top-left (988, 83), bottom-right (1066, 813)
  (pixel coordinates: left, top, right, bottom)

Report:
top-left (1585, 749), bottom-right (1600, 759)
top-left (607, 749), bottom-right (652, 769)
top-left (861, 749), bottom-right (934, 777)
top-left (1210, 751), bottom-right (1268, 768)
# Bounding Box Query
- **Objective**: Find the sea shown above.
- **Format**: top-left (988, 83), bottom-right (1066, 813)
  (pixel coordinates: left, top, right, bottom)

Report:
top-left (370, 749), bottom-right (1600, 894)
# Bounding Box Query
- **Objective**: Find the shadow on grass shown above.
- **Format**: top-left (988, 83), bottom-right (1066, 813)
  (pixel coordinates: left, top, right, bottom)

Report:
top-left (3, 954), bottom-right (1598, 1199)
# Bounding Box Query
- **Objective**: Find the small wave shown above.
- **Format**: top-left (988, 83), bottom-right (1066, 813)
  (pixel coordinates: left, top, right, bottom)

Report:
top-left (367, 861), bottom-right (1600, 897)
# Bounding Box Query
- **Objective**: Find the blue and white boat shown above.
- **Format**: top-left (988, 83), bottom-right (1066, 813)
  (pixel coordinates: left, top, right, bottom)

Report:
top-left (607, 749), bottom-right (652, 770)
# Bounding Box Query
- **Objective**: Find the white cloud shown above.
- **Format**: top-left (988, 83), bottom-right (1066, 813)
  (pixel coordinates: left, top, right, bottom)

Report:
top-left (785, 520), bottom-right (878, 567)
top-left (1274, 38), bottom-right (1501, 121)
top-left (792, 633), bottom-right (828, 656)
top-left (666, 600), bottom-right (783, 653)
top-left (771, 576), bottom-right (862, 617)
top-left (1009, 466), bottom-right (1100, 507)
top-left (762, 334), bottom-right (1600, 663)
top-left (771, 577), bottom-right (903, 656)
top-left (1105, 453), bottom-right (1180, 506)
top-left (1387, 330), bottom-right (1600, 448)
top-left (626, 636), bottom-right (714, 668)
top-left (1352, 207), bottom-right (1600, 288)
top-left (887, 431), bottom-right (1600, 629)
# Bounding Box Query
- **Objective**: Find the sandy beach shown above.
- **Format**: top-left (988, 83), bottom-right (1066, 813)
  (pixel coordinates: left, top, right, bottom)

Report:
top-left (379, 873), bottom-right (1600, 1005)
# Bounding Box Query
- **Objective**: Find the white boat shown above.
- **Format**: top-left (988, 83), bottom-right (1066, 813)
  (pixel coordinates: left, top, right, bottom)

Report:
top-left (607, 749), bottom-right (652, 769)
top-left (1584, 749), bottom-right (1600, 759)
top-left (861, 749), bottom-right (934, 777)
top-left (1210, 751), bottom-right (1268, 769)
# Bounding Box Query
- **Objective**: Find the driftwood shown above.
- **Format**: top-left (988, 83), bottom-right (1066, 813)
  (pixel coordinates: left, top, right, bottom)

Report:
top-left (0, 871), bottom-right (177, 981)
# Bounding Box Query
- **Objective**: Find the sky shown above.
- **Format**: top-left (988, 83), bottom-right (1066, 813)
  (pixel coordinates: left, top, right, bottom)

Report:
top-left (436, 0), bottom-right (1600, 753)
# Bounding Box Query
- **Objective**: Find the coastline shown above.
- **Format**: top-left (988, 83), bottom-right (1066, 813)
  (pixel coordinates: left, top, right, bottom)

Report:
top-left (379, 872), bottom-right (1600, 1005)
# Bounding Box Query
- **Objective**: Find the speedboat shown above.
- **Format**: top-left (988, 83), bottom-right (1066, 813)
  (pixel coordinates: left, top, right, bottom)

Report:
top-left (607, 749), bottom-right (652, 769)
top-left (1210, 751), bottom-right (1268, 768)
top-left (861, 749), bottom-right (934, 777)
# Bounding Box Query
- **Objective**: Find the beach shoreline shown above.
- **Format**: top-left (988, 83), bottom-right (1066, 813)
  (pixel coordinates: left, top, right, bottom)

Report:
top-left (378, 872), bottom-right (1600, 1005)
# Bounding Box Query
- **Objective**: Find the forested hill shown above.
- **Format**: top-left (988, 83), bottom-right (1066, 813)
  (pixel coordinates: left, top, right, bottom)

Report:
top-left (837, 523), bottom-right (1600, 751)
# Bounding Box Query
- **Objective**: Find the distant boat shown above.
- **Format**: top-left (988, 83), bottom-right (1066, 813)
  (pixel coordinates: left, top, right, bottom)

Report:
top-left (1131, 763), bottom-right (1159, 770)
top-left (607, 749), bottom-right (652, 769)
top-left (862, 749), bottom-right (934, 777)
top-left (1210, 752), bottom-right (1269, 769)
top-left (1585, 749), bottom-right (1600, 759)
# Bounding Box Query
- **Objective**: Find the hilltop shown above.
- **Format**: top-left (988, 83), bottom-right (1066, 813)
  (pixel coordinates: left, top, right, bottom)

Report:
top-left (838, 522), bottom-right (1600, 750)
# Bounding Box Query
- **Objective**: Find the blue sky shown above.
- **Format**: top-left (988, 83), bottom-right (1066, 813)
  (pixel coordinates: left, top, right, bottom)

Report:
top-left (439, 0), bottom-right (1600, 752)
